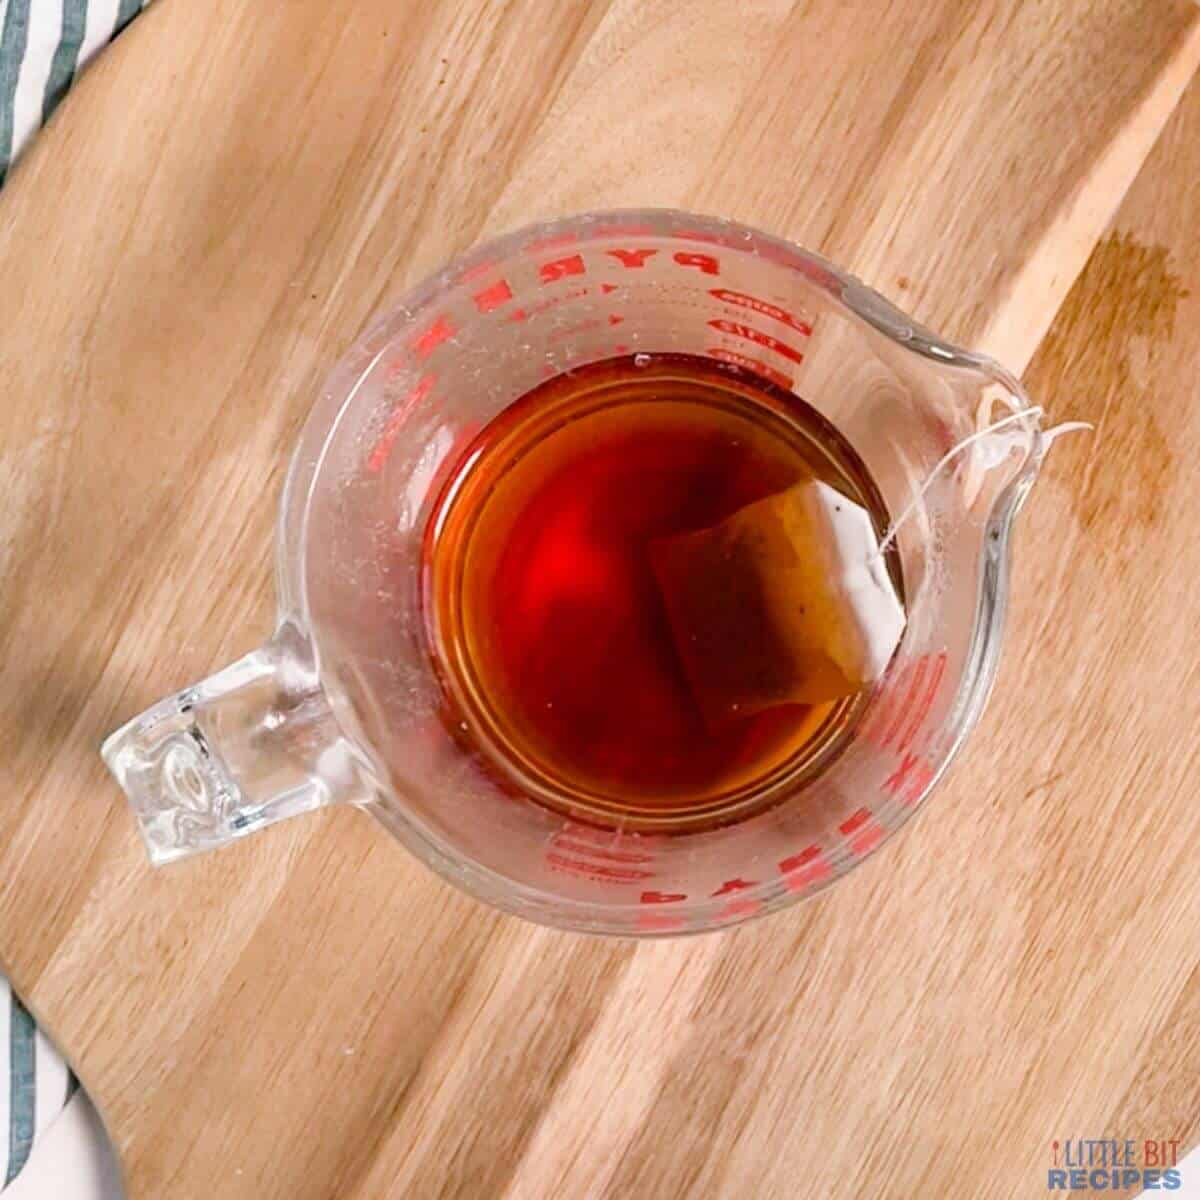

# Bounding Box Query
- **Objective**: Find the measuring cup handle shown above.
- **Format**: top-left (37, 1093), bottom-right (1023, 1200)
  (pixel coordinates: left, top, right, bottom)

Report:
top-left (101, 624), bottom-right (370, 865)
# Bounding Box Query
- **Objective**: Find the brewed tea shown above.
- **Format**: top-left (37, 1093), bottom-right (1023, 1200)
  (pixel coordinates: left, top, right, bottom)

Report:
top-left (423, 353), bottom-right (899, 831)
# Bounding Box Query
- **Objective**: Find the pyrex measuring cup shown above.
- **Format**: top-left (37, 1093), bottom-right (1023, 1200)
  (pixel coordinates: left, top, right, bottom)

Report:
top-left (102, 209), bottom-right (1045, 936)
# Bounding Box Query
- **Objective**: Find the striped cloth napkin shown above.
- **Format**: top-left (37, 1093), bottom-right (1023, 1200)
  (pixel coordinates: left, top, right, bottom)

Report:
top-left (0, 0), bottom-right (151, 184)
top-left (0, 980), bottom-right (78, 1186)
top-left (1, 3), bottom-right (151, 1185)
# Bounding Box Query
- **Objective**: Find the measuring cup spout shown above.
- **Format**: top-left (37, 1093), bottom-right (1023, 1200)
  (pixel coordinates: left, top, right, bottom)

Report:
top-left (101, 623), bottom-right (371, 864)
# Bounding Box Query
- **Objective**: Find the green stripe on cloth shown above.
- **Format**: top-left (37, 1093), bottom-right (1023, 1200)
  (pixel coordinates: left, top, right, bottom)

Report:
top-left (0, 0), bottom-right (33, 185)
top-left (114, 0), bottom-right (141, 38)
top-left (5, 992), bottom-right (36, 1185)
top-left (42, 0), bottom-right (90, 125)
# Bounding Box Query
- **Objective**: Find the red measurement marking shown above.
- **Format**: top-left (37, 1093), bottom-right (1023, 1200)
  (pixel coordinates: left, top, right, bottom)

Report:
top-left (412, 315), bottom-right (455, 359)
top-left (600, 283), bottom-right (619, 294)
top-left (673, 251), bottom-right (720, 276)
top-left (838, 808), bottom-right (888, 854)
top-left (839, 808), bottom-right (873, 837)
top-left (637, 911), bottom-right (688, 933)
top-left (538, 254), bottom-right (586, 284)
top-left (849, 820), bottom-right (888, 859)
top-left (608, 314), bottom-right (624, 326)
top-left (553, 838), bottom-right (654, 865)
top-left (780, 849), bottom-right (832, 892)
top-left (472, 279), bottom-right (513, 313)
top-left (711, 878), bottom-right (756, 897)
top-left (613, 343), bottom-right (630, 354)
top-left (862, 678), bottom-right (901, 746)
top-left (782, 854), bottom-right (830, 892)
top-left (778, 845), bottom-right (821, 874)
top-left (606, 248), bottom-right (658, 270)
top-left (883, 752), bottom-right (935, 805)
top-left (707, 319), bottom-right (804, 364)
top-left (879, 658), bottom-right (926, 748)
top-left (367, 374), bottom-right (436, 473)
top-left (720, 897), bottom-right (763, 919)
top-left (864, 653), bottom-right (929, 746)
top-left (707, 347), bottom-right (792, 390)
top-left (709, 289), bottom-right (813, 336)
top-left (506, 287), bottom-right (589, 323)
top-left (546, 853), bottom-right (653, 883)
top-left (848, 824), bottom-right (885, 856)
top-left (897, 651), bottom-right (947, 753)
top-left (641, 890), bottom-right (687, 904)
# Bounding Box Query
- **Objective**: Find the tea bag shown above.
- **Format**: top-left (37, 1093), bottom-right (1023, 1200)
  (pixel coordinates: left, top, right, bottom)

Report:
top-left (652, 403), bottom-right (1088, 728)
top-left (651, 480), bottom-right (905, 727)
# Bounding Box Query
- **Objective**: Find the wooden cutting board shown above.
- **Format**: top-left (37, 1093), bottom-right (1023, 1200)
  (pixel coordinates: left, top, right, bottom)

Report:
top-left (2, 1), bottom-right (1199, 1196)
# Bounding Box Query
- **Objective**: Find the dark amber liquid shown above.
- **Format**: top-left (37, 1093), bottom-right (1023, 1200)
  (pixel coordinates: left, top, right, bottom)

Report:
top-left (423, 353), bottom-right (893, 831)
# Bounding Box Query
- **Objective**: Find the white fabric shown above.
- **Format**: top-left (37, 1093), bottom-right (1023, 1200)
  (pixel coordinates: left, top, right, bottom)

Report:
top-left (0, 979), bottom-right (74, 1188)
top-left (77, 0), bottom-right (118, 65)
top-left (5, 1094), bottom-right (122, 1200)
top-left (8, 0), bottom-right (59, 162)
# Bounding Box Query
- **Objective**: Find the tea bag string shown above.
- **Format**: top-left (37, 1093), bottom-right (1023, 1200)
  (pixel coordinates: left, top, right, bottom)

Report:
top-left (875, 409), bottom-right (1092, 557)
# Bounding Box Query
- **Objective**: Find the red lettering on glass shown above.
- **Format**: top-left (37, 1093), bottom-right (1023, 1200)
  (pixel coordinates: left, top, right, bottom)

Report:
top-left (897, 651), bottom-right (947, 753)
top-left (778, 845), bottom-right (822, 874)
top-left (546, 853), bottom-right (652, 882)
top-left (412, 314), bottom-right (454, 359)
top-left (879, 659), bottom-right (924, 748)
top-left (711, 878), bottom-right (755, 896)
top-left (553, 838), bottom-right (653, 864)
top-left (539, 254), bottom-right (586, 284)
top-left (674, 251), bottom-right (720, 276)
top-left (707, 319), bottom-right (804, 364)
top-left (709, 288), bottom-right (812, 336)
top-left (839, 809), bottom-right (873, 837)
top-left (606, 248), bottom-right (658, 269)
top-left (472, 279), bottom-right (513, 313)
top-left (883, 753), bottom-right (935, 805)
top-left (781, 849), bottom-right (832, 892)
top-left (707, 347), bottom-right (792, 390)
top-left (367, 374), bottom-right (436, 473)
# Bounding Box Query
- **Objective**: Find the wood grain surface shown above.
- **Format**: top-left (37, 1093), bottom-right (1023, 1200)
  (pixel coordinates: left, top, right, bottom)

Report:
top-left (1, 1), bottom-right (1199, 1196)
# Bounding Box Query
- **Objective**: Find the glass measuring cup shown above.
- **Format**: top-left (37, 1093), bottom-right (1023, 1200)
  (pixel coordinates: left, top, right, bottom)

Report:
top-left (102, 209), bottom-right (1046, 936)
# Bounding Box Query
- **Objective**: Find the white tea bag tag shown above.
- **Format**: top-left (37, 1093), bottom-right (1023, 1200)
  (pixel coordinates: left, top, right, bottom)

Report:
top-left (811, 480), bottom-right (907, 683)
